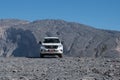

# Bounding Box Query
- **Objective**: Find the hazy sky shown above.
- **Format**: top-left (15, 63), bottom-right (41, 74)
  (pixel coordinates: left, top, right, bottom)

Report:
top-left (0, 0), bottom-right (120, 31)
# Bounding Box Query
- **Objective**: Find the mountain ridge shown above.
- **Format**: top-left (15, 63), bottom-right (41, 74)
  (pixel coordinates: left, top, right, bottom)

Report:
top-left (0, 19), bottom-right (120, 58)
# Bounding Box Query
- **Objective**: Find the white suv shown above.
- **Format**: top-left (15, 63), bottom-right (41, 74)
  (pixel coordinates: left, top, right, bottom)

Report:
top-left (39, 37), bottom-right (63, 58)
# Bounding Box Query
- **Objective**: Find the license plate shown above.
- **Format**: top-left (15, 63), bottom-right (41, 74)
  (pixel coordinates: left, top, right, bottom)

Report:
top-left (49, 49), bottom-right (54, 52)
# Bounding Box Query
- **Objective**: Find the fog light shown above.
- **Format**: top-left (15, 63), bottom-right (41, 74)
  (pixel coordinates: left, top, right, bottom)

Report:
top-left (41, 49), bottom-right (43, 52)
top-left (60, 49), bottom-right (63, 51)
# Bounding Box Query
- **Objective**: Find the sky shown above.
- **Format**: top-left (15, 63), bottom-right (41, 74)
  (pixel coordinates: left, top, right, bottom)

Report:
top-left (0, 0), bottom-right (120, 31)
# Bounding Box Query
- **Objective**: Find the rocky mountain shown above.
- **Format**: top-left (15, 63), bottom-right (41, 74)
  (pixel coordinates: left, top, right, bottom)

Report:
top-left (0, 19), bottom-right (120, 58)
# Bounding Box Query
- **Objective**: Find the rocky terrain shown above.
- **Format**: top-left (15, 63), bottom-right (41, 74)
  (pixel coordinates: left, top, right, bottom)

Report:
top-left (0, 19), bottom-right (120, 58)
top-left (0, 57), bottom-right (120, 80)
top-left (0, 19), bottom-right (120, 80)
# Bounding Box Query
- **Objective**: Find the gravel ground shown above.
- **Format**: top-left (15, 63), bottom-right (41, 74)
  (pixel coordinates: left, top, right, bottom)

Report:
top-left (0, 57), bottom-right (120, 80)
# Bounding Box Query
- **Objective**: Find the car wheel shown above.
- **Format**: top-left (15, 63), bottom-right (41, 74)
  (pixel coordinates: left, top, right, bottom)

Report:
top-left (58, 54), bottom-right (63, 58)
top-left (41, 54), bottom-right (44, 58)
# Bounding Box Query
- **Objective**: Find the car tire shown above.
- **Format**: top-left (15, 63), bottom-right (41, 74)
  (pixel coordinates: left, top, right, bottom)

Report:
top-left (41, 54), bottom-right (44, 58)
top-left (58, 54), bottom-right (63, 58)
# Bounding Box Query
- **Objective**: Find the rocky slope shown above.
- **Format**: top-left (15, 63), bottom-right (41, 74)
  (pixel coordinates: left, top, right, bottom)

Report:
top-left (0, 57), bottom-right (120, 80)
top-left (0, 19), bottom-right (120, 58)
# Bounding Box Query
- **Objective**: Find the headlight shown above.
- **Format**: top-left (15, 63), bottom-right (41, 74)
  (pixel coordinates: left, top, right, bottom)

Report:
top-left (58, 45), bottom-right (62, 47)
top-left (58, 45), bottom-right (63, 49)
top-left (41, 46), bottom-right (45, 49)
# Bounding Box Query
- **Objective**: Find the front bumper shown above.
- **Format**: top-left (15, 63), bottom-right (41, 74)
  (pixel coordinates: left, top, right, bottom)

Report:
top-left (40, 49), bottom-right (63, 54)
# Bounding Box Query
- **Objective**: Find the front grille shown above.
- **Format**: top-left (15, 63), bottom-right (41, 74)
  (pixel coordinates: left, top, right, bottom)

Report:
top-left (45, 45), bottom-right (58, 49)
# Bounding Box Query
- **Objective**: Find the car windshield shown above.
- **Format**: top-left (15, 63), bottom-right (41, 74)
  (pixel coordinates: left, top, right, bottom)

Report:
top-left (43, 39), bottom-right (60, 43)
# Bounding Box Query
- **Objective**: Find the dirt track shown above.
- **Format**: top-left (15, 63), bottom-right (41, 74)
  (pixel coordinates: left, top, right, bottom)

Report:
top-left (0, 57), bottom-right (120, 80)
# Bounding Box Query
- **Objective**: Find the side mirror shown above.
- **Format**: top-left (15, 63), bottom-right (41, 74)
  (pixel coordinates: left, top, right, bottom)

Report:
top-left (39, 41), bottom-right (42, 44)
top-left (61, 41), bottom-right (64, 44)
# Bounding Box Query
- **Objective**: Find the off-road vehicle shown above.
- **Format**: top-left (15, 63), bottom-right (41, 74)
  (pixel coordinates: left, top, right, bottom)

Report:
top-left (39, 37), bottom-right (63, 58)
